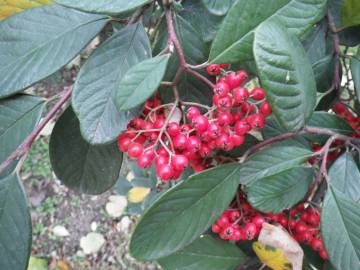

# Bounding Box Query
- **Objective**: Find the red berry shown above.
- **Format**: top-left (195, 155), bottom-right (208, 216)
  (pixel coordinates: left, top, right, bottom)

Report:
top-left (217, 111), bottom-right (234, 126)
top-left (289, 219), bottom-right (297, 230)
top-left (214, 82), bottom-right (231, 97)
top-left (252, 216), bottom-right (265, 228)
top-left (308, 213), bottom-right (320, 226)
top-left (217, 96), bottom-right (233, 111)
top-left (187, 106), bottom-right (201, 120)
top-left (233, 87), bottom-right (249, 103)
top-left (278, 215), bottom-right (288, 228)
top-left (207, 123), bottom-right (221, 139)
top-left (233, 228), bottom-right (245, 241)
top-left (299, 231), bottom-right (313, 244)
top-left (319, 249), bottom-right (328, 260)
top-left (231, 134), bottom-right (245, 146)
top-left (117, 135), bottom-right (131, 152)
top-left (171, 155), bottom-right (189, 171)
top-left (216, 215), bottom-right (230, 227)
top-left (212, 223), bottom-right (222, 233)
top-left (311, 238), bottom-right (324, 251)
top-left (154, 116), bottom-right (166, 128)
top-left (220, 225), bottom-right (235, 240)
top-left (127, 142), bottom-right (143, 158)
top-left (173, 134), bottom-right (188, 150)
top-left (193, 115), bottom-right (209, 132)
top-left (241, 102), bottom-right (256, 114)
top-left (236, 70), bottom-right (248, 83)
top-left (180, 124), bottom-right (192, 134)
top-left (199, 144), bottom-right (212, 158)
top-left (157, 164), bottom-right (174, 181)
top-left (260, 101), bottom-right (272, 116)
top-left (247, 113), bottom-right (266, 129)
top-left (251, 88), bottom-right (265, 100)
top-left (155, 155), bottom-right (169, 167)
top-left (137, 154), bottom-right (152, 168)
top-left (187, 136), bottom-right (202, 152)
top-left (244, 223), bottom-right (257, 240)
top-left (333, 102), bottom-right (347, 115)
top-left (167, 122), bottom-right (180, 137)
top-left (234, 120), bottom-right (251, 135)
top-left (227, 70), bottom-right (247, 88)
top-left (228, 210), bottom-right (241, 222)
top-left (207, 64), bottom-right (221, 76)
top-left (216, 133), bottom-right (233, 151)
top-left (295, 221), bottom-right (308, 233)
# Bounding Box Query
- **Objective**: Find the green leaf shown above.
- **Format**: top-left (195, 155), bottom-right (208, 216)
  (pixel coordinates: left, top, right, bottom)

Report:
top-left (72, 23), bottom-right (151, 144)
top-left (55, 0), bottom-right (151, 15)
top-left (329, 152), bottom-right (360, 201)
top-left (180, 0), bottom-right (224, 43)
top-left (114, 176), bottom-right (133, 196)
top-left (321, 186), bottom-right (360, 270)
top-left (351, 50), bottom-right (360, 102)
top-left (0, 4), bottom-right (107, 98)
top-left (341, 0), bottom-right (360, 28)
top-left (254, 20), bottom-right (317, 131)
top-left (247, 167), bottom-right (313, 213)
top-left (201, 0), bottom-right (235, 16)
top-left (240, 145), bottom-right (313, 185)
top-left (306, 112), bottom-right (354, 143)
top-left (209, 0), bottom-right (327, 63)
top-left (114, 54), bottom-right (170, 111)
top-left (0, 172), bottom-right (32, 270)
top-left (49, 107), bottom-right (123, 195)
top-left (158, 235), bottom-right (247, 270)
top-left (0, 95), bottom-right (44, 176)
top-left (130, 163), bottom-right (241, 260)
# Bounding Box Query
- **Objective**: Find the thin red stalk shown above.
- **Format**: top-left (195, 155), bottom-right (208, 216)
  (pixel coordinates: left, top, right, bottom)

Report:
top-left (0, 86), bottom-right (72, 174)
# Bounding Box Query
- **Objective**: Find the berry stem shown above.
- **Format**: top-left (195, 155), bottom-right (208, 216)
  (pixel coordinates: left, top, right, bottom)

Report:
top-left (186, 68), bottom-right (215, 88)
top-left (0, 86), bottom-right (72, 174)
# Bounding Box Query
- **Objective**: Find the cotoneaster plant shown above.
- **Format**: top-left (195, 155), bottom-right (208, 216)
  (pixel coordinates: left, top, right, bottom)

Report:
top-left (0, 0), bottom-right (360, 270)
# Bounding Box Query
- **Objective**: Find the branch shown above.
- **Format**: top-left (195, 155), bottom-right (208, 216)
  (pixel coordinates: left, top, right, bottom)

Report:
top-left (0, 86), bottom-right (72, 174)
top-left (327, 10), bottom-right (341, 94)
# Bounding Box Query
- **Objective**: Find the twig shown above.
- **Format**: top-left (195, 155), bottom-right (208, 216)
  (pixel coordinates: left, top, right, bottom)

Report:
top-left (327, 10), bottom-right (341, 95)
top-left (0, 86), bottom-right (72, 174)
top-left (186, 68), bottom-right (215, 88)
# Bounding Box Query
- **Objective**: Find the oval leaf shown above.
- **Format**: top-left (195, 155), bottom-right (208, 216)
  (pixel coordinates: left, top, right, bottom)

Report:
top-left (247, 167), bottom-right (313, 213)
top-left (254, 20), bottom-right (316, 131)
top-left (0, 4), bottom-right (107, 97)
top-left (0, 172), bottom-right (32, 270)
top-left (329, 152), bottom-right (360, 201)
top-left (72, 22), bottom-right (151, 144)
top-left (158, 235), bottom-right (247, 270)
top-left (130, 163), bottom-right (241, 260)
top-left (0, 0), bottom-right (51, 20)
top-left (114, 54), bottom-right (170, 111)
top-left (0, 95), bottom-right (44, 175)
top-left (201, 0), bottom-right (235, 16)
top-left (49, 107), bottom-right (123, 195)
top-left (240, 145), bottom-right (313, 185)
top-left (350, 50), bottom-right (360, 102)
top-left (209, 0), bottom-right (327, 63)
top-left (321, 186), bottom-right (360, 270)
top-left (55, 0), bottom-right (151, 15)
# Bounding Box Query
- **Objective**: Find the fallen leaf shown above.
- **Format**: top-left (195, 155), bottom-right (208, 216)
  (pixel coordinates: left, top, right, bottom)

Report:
top-left (128, 187), bottom-right (151, 203)
top-left (0, 0), bottom-right (51, 20)
top-left (27, 256), bottom-right (48, 270)
top-left (56, 260), bottom-right (71, 270)
top-left (105, 195), bottom-right (127, 218)
top-left (52, 225), bottom-right (70, 237)
top-left (80, 232), bottom-right (105, 255)
top-left (255, 223), bottom-right (303, 270)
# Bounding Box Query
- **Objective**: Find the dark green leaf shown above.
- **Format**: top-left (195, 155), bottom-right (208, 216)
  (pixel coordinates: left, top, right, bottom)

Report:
top-left (114, 54), bottom-right (170, 111)
top-left (321, 186), bottom-right (360, 270)
top-left (158, 235), bottom-right (247, 270)
top-left (181, 0), bottom-right (224, 43)
top-left (341, 0), bottom-right (360, 28)
top-left (306, 112), bottom-right (354, 143)
top-left (254, 20), bottom-right (317, 131)
top-left (49, 107), bottom-right (123, 195)
top-left (201, 0), bottom-right (235, 16)
top-left (329, 152), bottom-right (360, 201)
top-left (55, 0), bottom-right (151, 15)
top-left (130, 163), bottom-right (241, 260)
top-left (351, 50), bottom-right (360, 102)
top-left (247, 167), bottom-right (313, 213)
top-left (0, 172), bottom-right (32, 270)
top-left (0, 5), bottom-right (107, 98)
top-left (0, 95), bottom-right (44, 176)
top-left (209, 0), bottom-right (327, 63)
top-left (240, 145), bottom-right (313, 185)
top-left (262, 115), bottom-right (310, 148)
top-left (72, 23), bottom-right (151, 144)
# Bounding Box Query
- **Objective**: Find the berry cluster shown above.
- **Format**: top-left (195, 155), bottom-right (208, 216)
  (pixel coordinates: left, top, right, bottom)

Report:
top-left (117, 65), bottom-right (272, 181)
top-left (333, 102), bottom-right (360, 136)
top-left (212, 195), bottom-right (328, 260)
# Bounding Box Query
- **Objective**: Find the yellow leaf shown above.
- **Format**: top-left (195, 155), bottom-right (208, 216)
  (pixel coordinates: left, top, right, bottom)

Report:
top-left (253, 241), bottom-right (293, 270)
top-left (0, 0), bottom-right (52, 20)
top-left (128, 187), bottom-right (151, 203)
top-left (56, 260), bottom-right (72, 270)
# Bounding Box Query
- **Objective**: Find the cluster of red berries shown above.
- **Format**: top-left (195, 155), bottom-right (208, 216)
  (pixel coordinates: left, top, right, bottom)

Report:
top-left (212, 195), bottom-right (328, 260)
top-left (333, 102), bottom-right (360, 136)
top-left (117, 64), bottom-right (272, 181)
